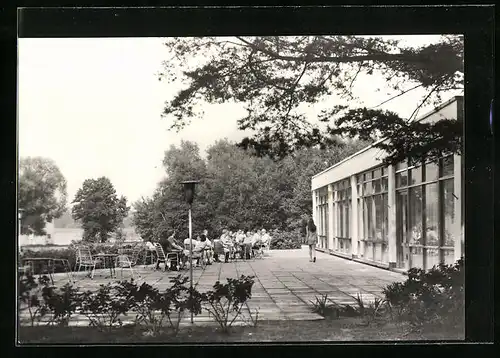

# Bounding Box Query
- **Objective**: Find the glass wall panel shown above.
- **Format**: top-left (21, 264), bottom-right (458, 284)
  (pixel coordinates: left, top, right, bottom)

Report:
top-left (425, 162), bottom-right (439, 182)
top-left (425, 183), bottom-right (440, 246)
top-left (440, 156), bottom-right (454, 177)
top-left (396, 172), bottom-right (408, 188)
top-left (396, 155), bottom-right (458, 270)
top-left (409, 187), bottom-right (423, 245)
top-left (443, 179), bottom-right (455, 247)
top-left (409, 166), bottom-right (423, 185)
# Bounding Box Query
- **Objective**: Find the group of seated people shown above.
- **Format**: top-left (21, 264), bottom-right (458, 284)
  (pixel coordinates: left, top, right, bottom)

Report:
top-left (214, 229), bottom-right (271, 263)
top-left (154, 228), bottom-right (272, 270)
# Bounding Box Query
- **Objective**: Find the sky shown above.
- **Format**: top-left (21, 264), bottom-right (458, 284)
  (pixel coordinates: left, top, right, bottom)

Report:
top-left (18, 35), bottom-right (461, 206)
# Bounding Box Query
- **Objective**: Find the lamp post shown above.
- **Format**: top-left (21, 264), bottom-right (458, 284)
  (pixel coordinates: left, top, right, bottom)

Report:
top-left (181, 180), bottom-right (200, 324)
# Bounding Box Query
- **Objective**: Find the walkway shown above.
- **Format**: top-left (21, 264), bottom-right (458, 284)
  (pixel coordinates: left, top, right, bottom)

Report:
top-left (19, 246), bottom-right (404, 326)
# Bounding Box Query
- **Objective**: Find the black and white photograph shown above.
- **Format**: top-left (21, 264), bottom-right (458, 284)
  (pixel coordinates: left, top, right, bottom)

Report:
top-left (15, 7), bottom-right (488, 345)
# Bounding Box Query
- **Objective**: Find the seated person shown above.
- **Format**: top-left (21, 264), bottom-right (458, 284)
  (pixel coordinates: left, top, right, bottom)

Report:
top-left (220, 231), bottom-right (234, 263)
top-left (251, 231), bottom-right (263, 256)
top-left (158, 231), bottom-right (184, 271)
top-left (243, 231), bottom-right (253, 259)
top-left (261, 229), bottom-right (271, 245)
top-left (212, 237), bottom-right (225, 262)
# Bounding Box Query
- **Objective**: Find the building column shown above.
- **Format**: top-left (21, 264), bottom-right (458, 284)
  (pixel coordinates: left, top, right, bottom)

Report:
top-left (453, 154), bottom-right (463, 262)
top-left (350, 175), bottom-right (358, 258)
top-left (328, 184), bottom-right (334, 252)
top-left (332, 188), bottom-right (338, 251)
top-left (312, 189), bottom-right (317, 231)
top-left (387, 164), bottom-right (397, 268)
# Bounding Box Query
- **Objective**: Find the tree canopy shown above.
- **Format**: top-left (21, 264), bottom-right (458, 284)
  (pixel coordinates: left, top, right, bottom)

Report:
top-left (71, 177), bottom-right (130, 243)
top-left (132, 138), bottom-right (368, 241)
top-left (159, 35), bottom-right (463, 163)
top-left (18, 156), bottom-right (67, 235)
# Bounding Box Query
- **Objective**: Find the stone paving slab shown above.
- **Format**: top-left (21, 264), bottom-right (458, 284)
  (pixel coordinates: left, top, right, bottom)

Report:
top-left (21, 246), bottom-right (404, 327)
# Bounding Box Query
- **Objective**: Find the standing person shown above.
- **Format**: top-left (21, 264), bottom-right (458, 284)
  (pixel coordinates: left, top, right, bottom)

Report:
top-left (306, 217), bottom-right (318, 262)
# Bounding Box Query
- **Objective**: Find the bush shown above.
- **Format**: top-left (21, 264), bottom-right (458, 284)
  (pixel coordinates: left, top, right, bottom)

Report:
top-left (310, 294), bottom-right (339, 319)
top-left (269, 230), bottom-right (302, 250)
top-left (202, 275), bottom-right (255, 333)
top-left (18, 273), bottom-right (52, 326)
top-left (79, 282), bottom-right (135, 331)
top-left (382, 258), bottom-right (464, 327)
top-left (115, 275), bottom-right (204, 336)
top-left (42, 283), bottom-right (82, 326)
top-left (20, 249), bottom-right (76, 274)
top-left (20, 242), bottom-right (146, 274)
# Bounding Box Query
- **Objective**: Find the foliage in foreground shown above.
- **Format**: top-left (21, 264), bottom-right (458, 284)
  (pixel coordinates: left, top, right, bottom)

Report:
top-left (310, 259), bottom-right (465, 330)
top-left (383, 258), bottom-right (464, 327)
top-left (18, 272), bottom-right (255, 335)
top-left (159, 36), bottom-right (463, 162)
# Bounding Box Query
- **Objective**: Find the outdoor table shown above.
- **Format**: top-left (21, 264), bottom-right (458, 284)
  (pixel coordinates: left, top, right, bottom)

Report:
top-left (22, 257), bottom-right (73, 285)
top-left (94, 253), bottom-right (118, 278)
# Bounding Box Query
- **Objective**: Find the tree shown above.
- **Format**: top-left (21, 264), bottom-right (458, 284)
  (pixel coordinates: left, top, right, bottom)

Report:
top-left (71, 177), bottom-right (130, 243)
top-left (133, 141), bottom-right (208, 242)
top-left (159, 35), bottom-right (463, 163)
top-left (18, 157), bottom-right (67, 235)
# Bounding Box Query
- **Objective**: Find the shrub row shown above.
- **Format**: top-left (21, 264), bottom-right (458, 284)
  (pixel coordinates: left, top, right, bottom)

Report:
top-left (18, 273), bottom-right (256, 334)
top-left (269, 230), bottom-right (302, 250)
top-left (20, 242), bottom-right (150, 274)
top-left (310, 258), bottom-right (464, 329)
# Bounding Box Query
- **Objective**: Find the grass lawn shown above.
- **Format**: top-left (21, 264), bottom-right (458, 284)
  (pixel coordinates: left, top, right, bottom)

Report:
top-left (18, 318), bottom-right (464, 344)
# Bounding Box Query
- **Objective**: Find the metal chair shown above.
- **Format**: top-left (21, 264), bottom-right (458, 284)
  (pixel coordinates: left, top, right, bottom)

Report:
top-left (154, 243), bottom-right (167, 271)
top-left (74, 246), bottom-right (102, 279)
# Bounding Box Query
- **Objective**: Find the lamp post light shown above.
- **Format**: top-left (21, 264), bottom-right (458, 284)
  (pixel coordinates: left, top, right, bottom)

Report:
top-left (181, 180), bottom-right (200, 324)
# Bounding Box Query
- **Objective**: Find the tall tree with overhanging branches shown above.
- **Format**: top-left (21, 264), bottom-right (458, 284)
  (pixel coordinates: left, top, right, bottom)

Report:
top-left (159, 35), bottom-right (463, 164)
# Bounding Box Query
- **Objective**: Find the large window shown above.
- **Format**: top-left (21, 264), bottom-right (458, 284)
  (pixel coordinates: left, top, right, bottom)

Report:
top-left (357, 167), bottom-right (389, 263)
top-left (333, 178), bottom-right (351, 253)
top-left (396, 155), bottom-right (455, 269)
top-left (315, 187), bottom-right (329, 250)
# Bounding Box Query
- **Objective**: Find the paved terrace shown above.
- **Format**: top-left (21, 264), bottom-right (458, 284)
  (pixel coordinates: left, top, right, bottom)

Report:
top-left (19, 246), bottom-right (404, 326)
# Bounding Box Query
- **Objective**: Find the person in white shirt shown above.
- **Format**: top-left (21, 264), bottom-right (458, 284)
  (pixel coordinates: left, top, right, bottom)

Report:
top-left (261, 229), bottom-right (271, 245)
top-left (203, 229), bottom-right (213, 265)
top-left (242, 231), bottom-right (253, 259)
top-left (220, 229), bottom-right (233, 263)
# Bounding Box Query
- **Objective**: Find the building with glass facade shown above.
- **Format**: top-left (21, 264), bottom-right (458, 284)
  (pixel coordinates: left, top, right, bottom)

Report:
top-left (311, 96), bottom-right (463, 272)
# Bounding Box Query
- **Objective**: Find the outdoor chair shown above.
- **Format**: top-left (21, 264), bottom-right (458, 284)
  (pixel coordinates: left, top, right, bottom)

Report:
top-left (154, 243), bottom-right (168, 271)
top-left (74, 246), bottom-right (102, 279)
top-left (115, 254), bottom-right (136, 279)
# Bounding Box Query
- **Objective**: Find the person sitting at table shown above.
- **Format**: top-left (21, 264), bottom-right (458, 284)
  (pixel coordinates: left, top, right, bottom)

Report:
top-left (212, 235), bottom-right (225, 262)
top-left (158, 231), bottom-right (183, 271)
top-left (243, 231), bottom-right (253, 259)
top-left (220, 230), bottom-right (234, 263)
top-left (193, 234), bottom-right (210, 266)
top-left (251, 230), bottom-right (263, 256)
